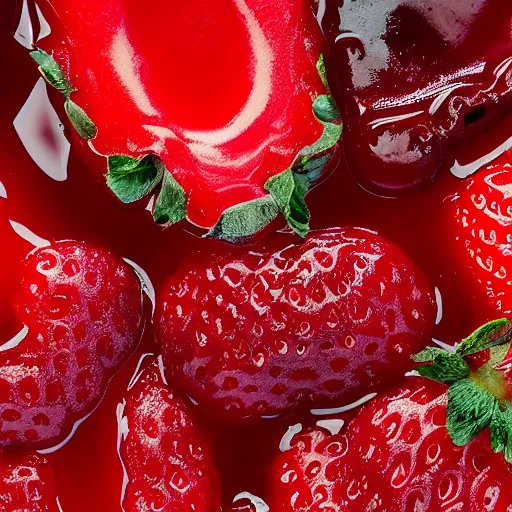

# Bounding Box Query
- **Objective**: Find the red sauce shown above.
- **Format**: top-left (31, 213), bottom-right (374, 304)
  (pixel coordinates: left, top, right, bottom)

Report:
top-left (1, 1), bottom-right (511, 510)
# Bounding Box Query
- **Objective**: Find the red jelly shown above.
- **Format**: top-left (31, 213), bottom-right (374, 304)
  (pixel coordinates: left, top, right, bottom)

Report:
top-left (329, 0), bottom-right (512, 195)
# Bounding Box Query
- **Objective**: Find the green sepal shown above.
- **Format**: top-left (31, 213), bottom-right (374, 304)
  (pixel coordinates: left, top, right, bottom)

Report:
top-left (447, 378), bottom-right (497, 446)
top-left (413, 347), bottom-right (470, 384)
top-left (106, 155), bottom-right (163, 204)
top-left (64, 99), bottom-right (97, 140)
top-left (313, 95), bottom-right (340, 123)
top-left (152, 167), bottom-right (187, 227)
top-left (265, 170), bottom-right (310, 238)
top-left (457, 318), bottom-right (512, 357)
top-left (30, 49), bottom-right (72, 96)
top-left (490, 406), bottom-right (512, 462)
top-left (205, 196), bottom-right (279, 244)
top-left (316, 54), bottom-right (329, 90)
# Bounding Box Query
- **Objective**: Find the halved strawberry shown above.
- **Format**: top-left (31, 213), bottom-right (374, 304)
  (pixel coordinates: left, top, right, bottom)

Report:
top-left (27, 0), bottom-right (342, 242)
top-left (0, 241), bottom-right (144, 448)
top-left (118, 357), bottom-right (221, 512)
top-left (156, 227), bottom-right (436, 420)
top-left (0, 450), bottom-right (59, 511)
top-left (453, 151), bottom-right (512, 314)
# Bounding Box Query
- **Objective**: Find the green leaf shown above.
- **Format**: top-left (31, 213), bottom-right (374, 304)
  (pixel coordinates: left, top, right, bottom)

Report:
top-left (447, 378), bottom-right (497, 446)
top-left (413, 347), bottom-right (470, 384)
top-left (298, 122), bottom-right (343, 163)
top-left (316, 54), bottom-right (329, 90)
top-left (205, 196), bottom-right (279, 244)
top-left (457, 318), bottom-right (512, 357)
top-left (313, 95), bottom-right (340, 123)
top-left (152, 169), bottom-right (187, 227)
top-left (30, 49), bottom-right (72, 96)
top-left (265, 170), bottom-right (310, 238)
top-left (106, 155), bottom-right (163, 203)
top-left (491, 406), bottom-right (512, 462)
top-left (490, 406), bottom-right (509, 454)
top-left (64, 99), bottom-right (97, 140)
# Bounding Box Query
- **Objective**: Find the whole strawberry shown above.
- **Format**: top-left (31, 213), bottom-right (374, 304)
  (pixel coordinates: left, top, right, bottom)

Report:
top-left (0, 450), bottom-right (59, 511)
top-left (29, 0), bottom-right (342, 242)
top-left (157, 227), bottom-right (436, 420)
top-left (118, 357), bottom-right (221, 512)
top-left (0, 241), bottom-right (144, 448)
top-left (268, 319), bottom-right (512, 511)
top-left (453, 151), bottom-right (512, 314)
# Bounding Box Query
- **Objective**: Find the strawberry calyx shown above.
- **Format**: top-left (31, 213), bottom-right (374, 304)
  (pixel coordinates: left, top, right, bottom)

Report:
top-left (413, 318), bottom-right (512, 462)
top-left (30, 49), bottom-right (341, 242)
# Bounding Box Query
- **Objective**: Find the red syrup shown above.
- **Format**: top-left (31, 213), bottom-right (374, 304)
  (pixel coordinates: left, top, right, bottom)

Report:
top-left (1, 1), bottom-right (512, 511)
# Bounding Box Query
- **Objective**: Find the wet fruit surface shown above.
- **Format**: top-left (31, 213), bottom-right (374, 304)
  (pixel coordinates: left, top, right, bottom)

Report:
top-left (1, 0), bottom-right (512, 510)
top-left (329, 0), bottom-right (512, 195)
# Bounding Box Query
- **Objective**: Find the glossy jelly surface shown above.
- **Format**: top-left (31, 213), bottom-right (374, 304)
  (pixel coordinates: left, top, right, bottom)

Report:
top-left (2, 0), bottom-right (512, 510)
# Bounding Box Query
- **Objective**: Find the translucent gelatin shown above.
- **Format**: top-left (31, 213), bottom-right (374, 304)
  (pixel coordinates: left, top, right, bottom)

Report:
top-left (330, 0), bottom-right (512, 195)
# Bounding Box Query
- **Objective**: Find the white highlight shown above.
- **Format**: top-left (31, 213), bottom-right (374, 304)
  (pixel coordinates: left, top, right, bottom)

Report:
top-left (127, 353), bottom-right (155, 391)
top-left (116, 400), bottom-right (130, 510)
top-left (13, 0), bottom-right (33, 49)
top-left (432, 338), bottom-right (457, 353)
top-left (123, 258), bottom-right (156, 316)
top-left (9, 220), bottom-right (50, 248)
top-left (35, 2), bottom-right (52, 41)
top-left (451, 135), bottom-right (512, 179)
top-left (434, 287), bottom-right (443, 325)
top-left (13, 79), bottom-right (70, 182)
top-left (157, 354), bottom-right (168, 386)
top-left (316, 0), bottom-right (327, 28)
top-left (316, 419), bottom-right (345, 435)
top-left (279, 423), bottom-right (302, 452)
top-left (182, 0), bottom-right (273, 146)
top-left (0, 325), bottom-right (29, 352)
top-left (0, 181), bottom-right (7, 199)
top-left (56, 496), bottom-right (64, 512)
top-left (310, 392), bottom-right (377, 416)
top-left (233, 492), bottom-right (270, 512)
top-left (369, 110), bottom-right (423, 130)
top-left (37, 406), bottom-right (98, 454)
top-left (111, 27), bottom-right (159, 117)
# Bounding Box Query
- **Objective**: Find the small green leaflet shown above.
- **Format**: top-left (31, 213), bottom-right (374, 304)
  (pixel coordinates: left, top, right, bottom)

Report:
top-left (457, 318), bottom-right (512, 357)
top-left (490, 406), bottom-right (512, 462)
top-left (30, 49), bottom-right (72, 96)
top-left (265, 170), bottom-right (310, 238)
top-left (106, 155), bottom-right (163, 204)
top-left (64, 99), bottom-right (97, 140)
top-left (447, 378), bottom-right (496, 446)
top-left (152, 168), bottom-right (187, 227)
top-left (313, 95), bottom-right (340, 123)
top-left (206, 196), bottom-right (279, 244)
top-left (316, 54), bottom-right (329, 90)
top-left (413, 347), bottom-right (470, 384)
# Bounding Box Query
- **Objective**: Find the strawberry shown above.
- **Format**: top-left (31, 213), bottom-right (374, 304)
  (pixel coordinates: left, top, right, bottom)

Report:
top-left (268, 319), bottom-right (512, 511)
top-left (28, 0), bottom-right (342, 242)
top-left (0, 241), bottom-right (144, 448)
top-left (117, 357), bottom-right (221, 512)
top-left (0, 450), bottom-right (59, 511)
top-left (453, 151), bottom-right (512, 315)
top-left (156, 227), bottom-right (436, 420)
top-left (328, 0), bottom-right (512, 194)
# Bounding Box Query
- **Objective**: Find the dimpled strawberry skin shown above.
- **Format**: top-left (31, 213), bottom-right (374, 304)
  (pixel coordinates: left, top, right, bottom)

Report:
top-left (454, 153), bottom-right (512, 315)
top-left (119, 359), bottom-right (221, 512)
top-left (0, 450), bottom-right (58, 511)
top-left (157, 227), bottom-right (436, 420)
top-left (269, 378), bottom-right (512, 511)
top-left (0, 241), bottom-right (144, 448)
